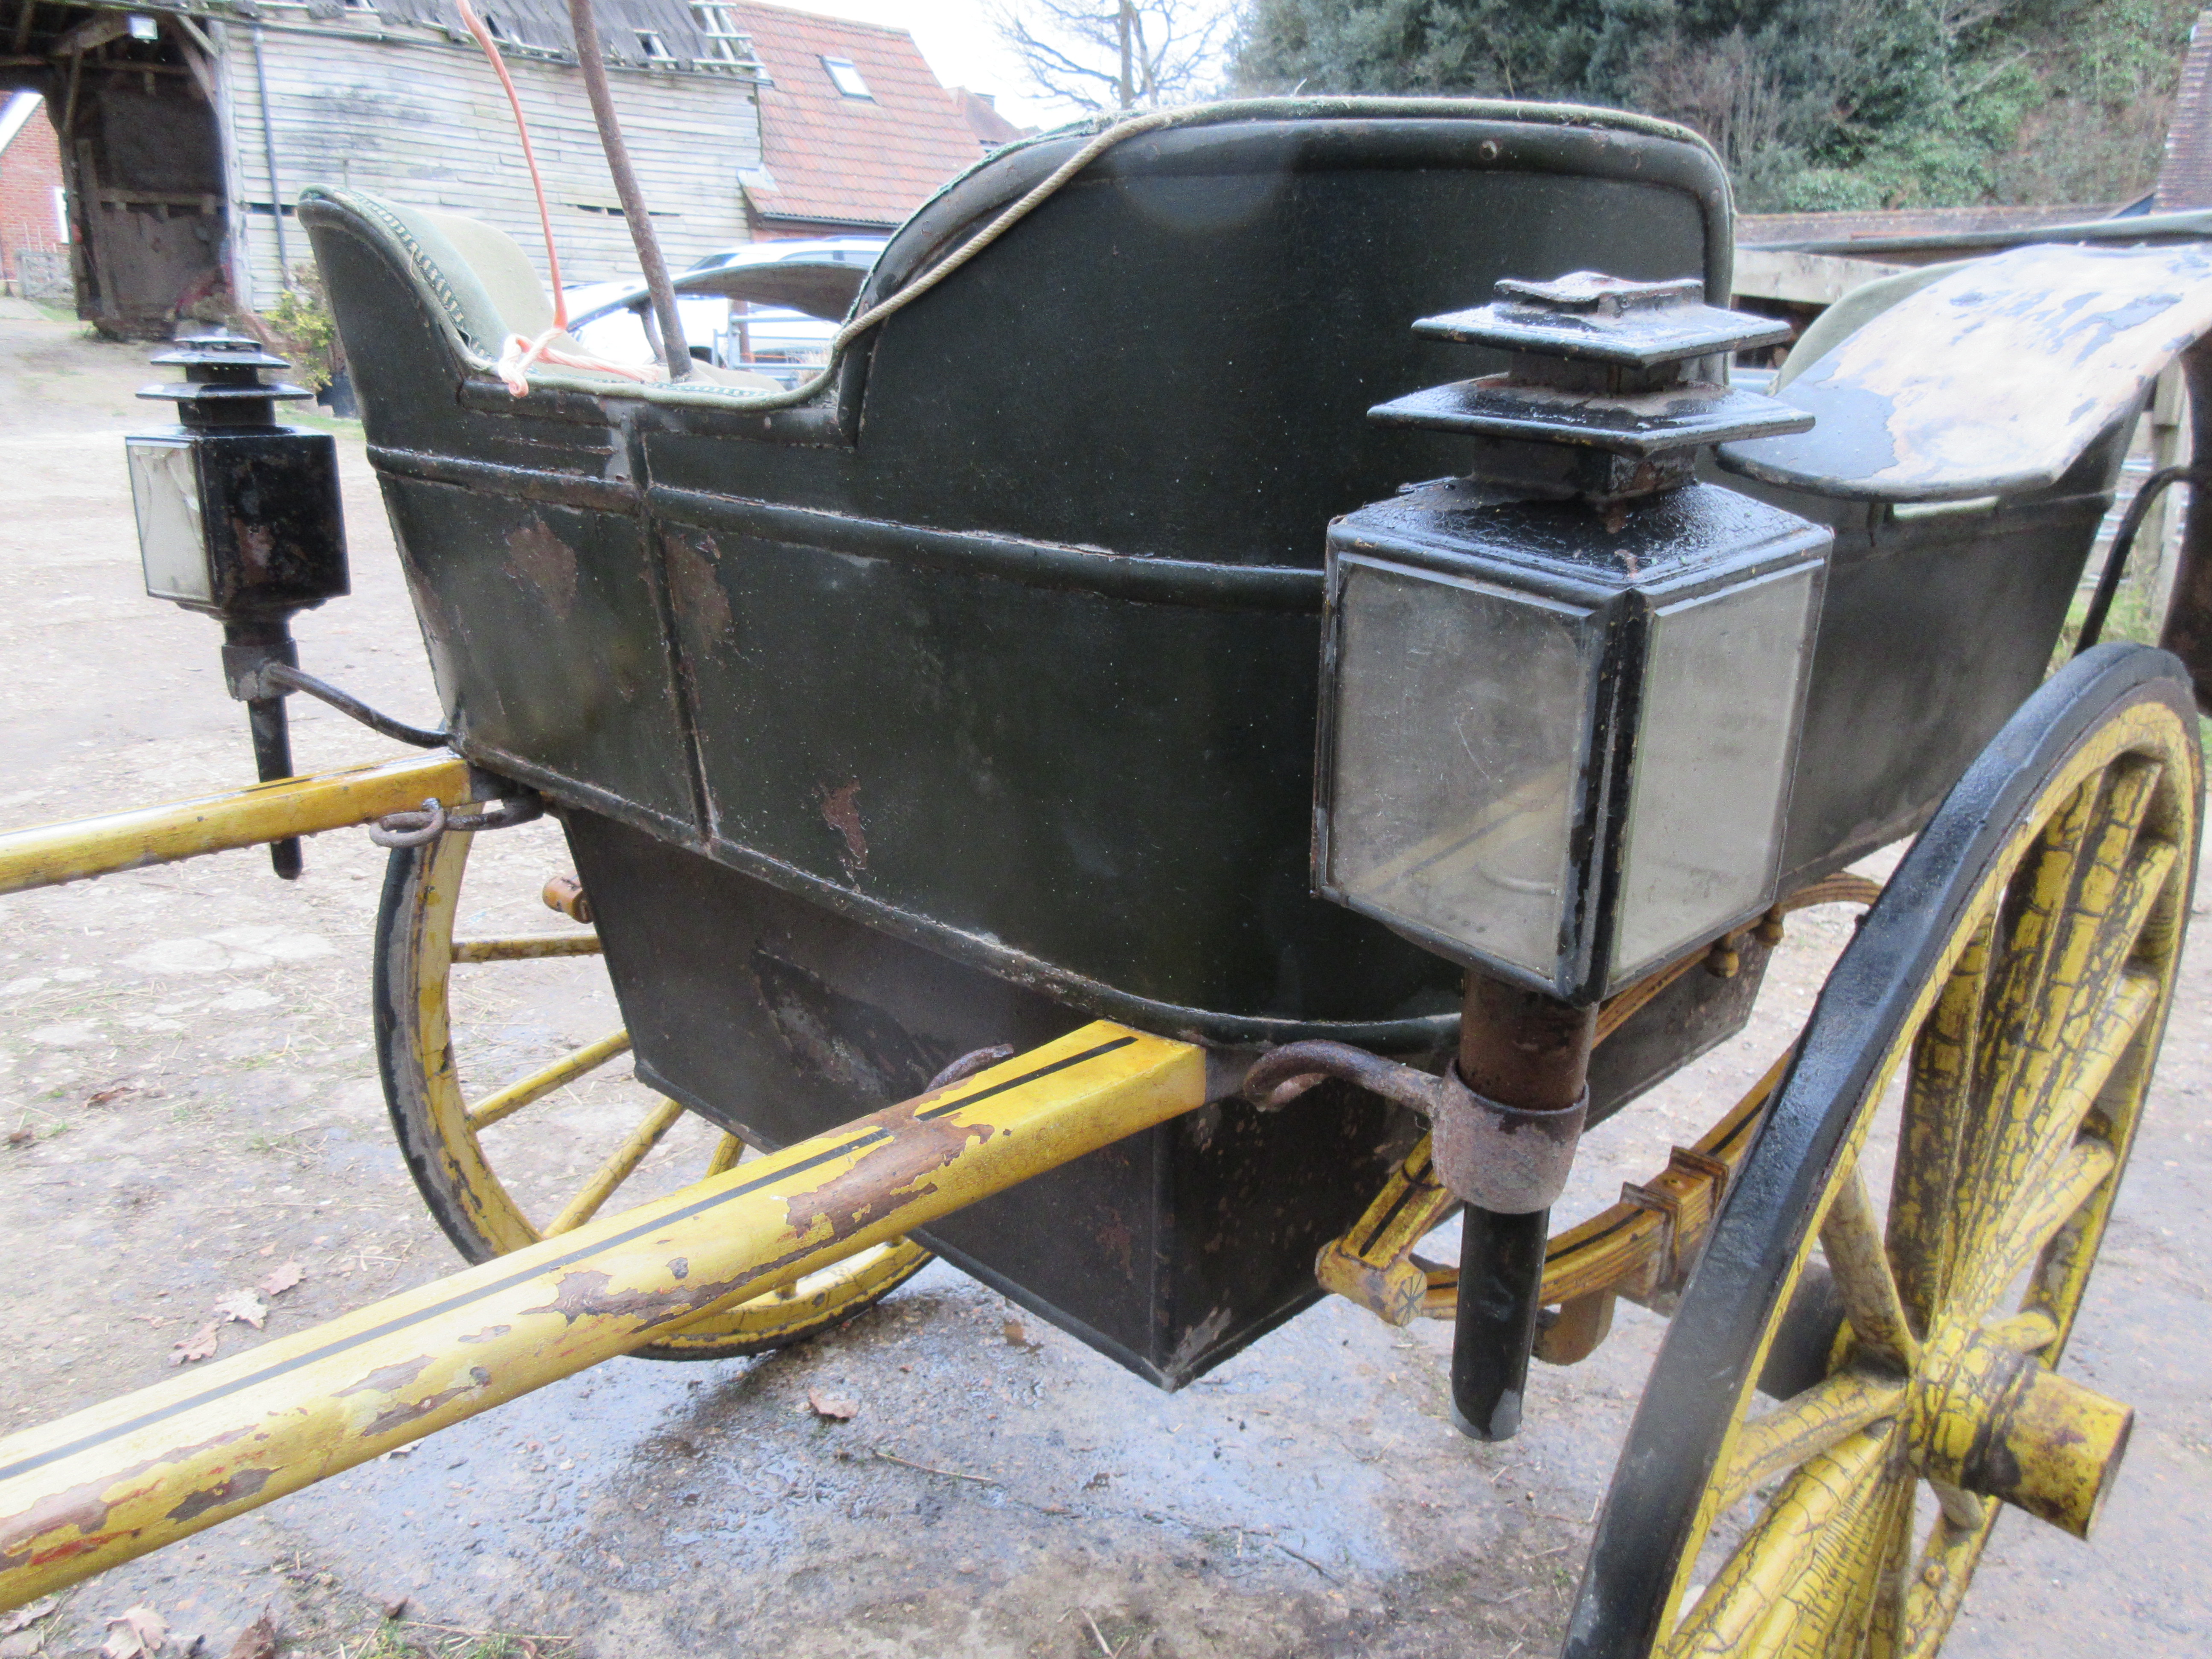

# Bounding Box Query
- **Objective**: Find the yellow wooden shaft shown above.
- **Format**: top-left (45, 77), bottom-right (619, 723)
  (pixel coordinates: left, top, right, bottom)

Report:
top-left (0, 1021), bottom-right (1204, 1610)
top-left (0, 751), bottom-right (469, 895)
top-left (543, 1096), bottom-right (688, 1236)
top-left (465, 1030), bottom-right (633, 1132)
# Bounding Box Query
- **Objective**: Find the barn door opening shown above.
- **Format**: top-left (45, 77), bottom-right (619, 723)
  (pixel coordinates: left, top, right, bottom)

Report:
top-left (5, 4), bottom-right (230, 340)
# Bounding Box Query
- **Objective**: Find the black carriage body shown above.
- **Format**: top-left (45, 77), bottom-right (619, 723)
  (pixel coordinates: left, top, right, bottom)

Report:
top-left (306, 106), bottom-right (2119, 1385)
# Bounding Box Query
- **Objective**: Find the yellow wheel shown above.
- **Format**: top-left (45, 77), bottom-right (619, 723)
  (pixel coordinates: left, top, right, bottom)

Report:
top-left (372, 818), bottom-right (933, 1359)
top-left (1570, 644), bottom-right (2201, 1656)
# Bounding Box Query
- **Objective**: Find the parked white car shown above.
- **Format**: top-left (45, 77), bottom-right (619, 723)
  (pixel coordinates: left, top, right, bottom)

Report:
top-left (565, 237), bottom-right (885, 385)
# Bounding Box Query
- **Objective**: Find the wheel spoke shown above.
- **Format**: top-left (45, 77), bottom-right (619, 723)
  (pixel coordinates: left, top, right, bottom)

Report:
top-left (1665, 1426), bottom-right (1901, 1658)
top-left (1820, 1164), bottom-right (1920, 1371)
top-left (705, 1132), bottom-right (746, 1177)
top-left (451, 932), bottom-right (604, 962)
top-left (1948, 1138), bottom-right (2117, 1322)
top-left (465, 1030), bottom-right (633, 1131)
top-left (1889, 911), bottom-right (1994, 1330)
top-left (1862, 1474), bottom-right (1918, 1659)
top-left (543, 1095), bottom-right (689, 1236)
top-left (1767, 1470), bottom-right (1916, 1659)
top-left (1953, 778), bottom-right (2168, 1260)
top-left (1896, 1504), bottom-right (2001, 1659)
top-left (1715, 1370), bottom-right (1909, 1515)
top-left (1980, 963), bottom-right (2157, 1229)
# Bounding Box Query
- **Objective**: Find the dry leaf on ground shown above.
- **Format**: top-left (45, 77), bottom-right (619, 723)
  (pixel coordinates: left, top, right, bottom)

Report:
top-left (169, 1323), bottom-right (220, 1365)
top-left (223, 1610), bottom-right (276, 1659)
top-left (85, 1082), bottom-right (143, 1108)
top-left (0, 1600), bottom-right (54, 1636)
top-left (101, 1604), bottom-right (166, 1659)
top-left (806, 1388), bottom-right (859, 1421)
top-left (1003, 1319), bottom-right (1038, 1348)
top-left (0, 1631), bottom-right (44, 1658)
top-left (212, 1289), bottom-right (267, 1330)
top-left (255, 1261), bottom-right (304, 1298)
top-left (3, 1127), bottom-right (30, 1148)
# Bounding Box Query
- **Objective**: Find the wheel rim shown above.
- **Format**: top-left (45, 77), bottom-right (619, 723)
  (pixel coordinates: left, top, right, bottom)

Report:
top-left (1571, 648), bottom-right (2201, 1658)
top-left (373, 822), bottom-right (932, 1360)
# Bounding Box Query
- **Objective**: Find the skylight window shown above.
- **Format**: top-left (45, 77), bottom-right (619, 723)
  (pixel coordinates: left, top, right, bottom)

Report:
top-left (821, 55), bottom-right (871, 98)
top-left (691, 3), bottom-right (745, 62)
top-left (636, 30), bottom-right (673, 61)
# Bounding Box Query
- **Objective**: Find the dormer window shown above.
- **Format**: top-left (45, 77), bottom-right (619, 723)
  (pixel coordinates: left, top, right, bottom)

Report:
top-left (636, 30), bottom-right (673, 61)
top-left (691, 3), bottom-right (746, 63)
top-left (821, 55), bottom-right (871, 98)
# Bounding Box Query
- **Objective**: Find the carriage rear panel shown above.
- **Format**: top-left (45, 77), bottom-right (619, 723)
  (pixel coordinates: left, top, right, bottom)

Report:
top-left (306, 105), bottom-right (2119, 1383)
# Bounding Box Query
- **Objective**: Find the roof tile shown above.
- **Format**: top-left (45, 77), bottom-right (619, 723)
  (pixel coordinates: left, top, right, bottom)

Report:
top-left (731, 1), bottom-right (987, 230)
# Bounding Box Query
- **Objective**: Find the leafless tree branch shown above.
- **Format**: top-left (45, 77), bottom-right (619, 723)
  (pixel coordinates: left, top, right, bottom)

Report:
top-left (992, 0), bottom-right (1229, 113)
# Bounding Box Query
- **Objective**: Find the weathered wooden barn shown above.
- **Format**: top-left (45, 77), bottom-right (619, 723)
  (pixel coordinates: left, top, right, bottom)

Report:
top-left (0, 0), bottom-right (770, 337)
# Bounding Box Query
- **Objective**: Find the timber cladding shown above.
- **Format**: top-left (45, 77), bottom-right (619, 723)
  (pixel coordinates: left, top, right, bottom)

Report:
top-left (215, 12), bottom-right (766, 302)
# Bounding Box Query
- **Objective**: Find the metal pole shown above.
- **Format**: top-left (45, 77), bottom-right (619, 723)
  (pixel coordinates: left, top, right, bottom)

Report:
top-left (249, 27), bottom-right (288, 289)
top-left (0, 1022), bottom-right (1205, 1611)
top-left (567, 0), bottom-right (688, 375)
top-left (0, 751), bottom-right (467, 896)
top-left (1449, 972), bottom-right (1596, 1441)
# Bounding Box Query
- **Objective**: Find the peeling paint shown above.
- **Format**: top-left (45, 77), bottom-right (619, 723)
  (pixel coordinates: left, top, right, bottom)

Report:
top-left (163, 1467), bottom-right (271, 1525)
top-left (358, 1368), bottom-right (494, 1441)
top-left (783, 1095), bottom-right (997, 1243)
top-left (334, 1357), bottom-right (433, 1399)
top-left (664, 530), bottom-right (733, 644)
top-left (505, 517), bottom-right (580, 619)
top-left (817, 781), bottom-right (867, 876)
top-left (1725, 242), bottom-right (2212, 500)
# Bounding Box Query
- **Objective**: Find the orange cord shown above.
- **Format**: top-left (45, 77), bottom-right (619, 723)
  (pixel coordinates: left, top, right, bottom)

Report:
top-left (455, 0), bottom-right (568, 331)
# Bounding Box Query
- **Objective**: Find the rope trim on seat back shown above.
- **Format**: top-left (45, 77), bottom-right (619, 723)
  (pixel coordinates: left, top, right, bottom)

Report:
top-left (314, 189), bottom-right (484, 350)
top-left (307, 95), bottom-right (1723, 411)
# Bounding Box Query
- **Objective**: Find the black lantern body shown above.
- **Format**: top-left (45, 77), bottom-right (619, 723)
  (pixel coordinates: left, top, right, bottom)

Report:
top-left (1314, 274), bottom-right (1834, 1004)
top-left (127, 332), bottom-right (348, 620)
top-left (126, 330), bottom-right (351, 879)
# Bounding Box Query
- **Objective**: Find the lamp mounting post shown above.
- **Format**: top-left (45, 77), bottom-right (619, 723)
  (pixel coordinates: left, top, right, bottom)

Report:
top-left (127, 329), bottom-right (349, 879)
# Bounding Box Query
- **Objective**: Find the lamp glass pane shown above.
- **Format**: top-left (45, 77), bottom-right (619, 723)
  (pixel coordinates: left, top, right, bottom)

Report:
top-left (127, 437), bottom-right (212, 604)
top-left (1326, 556), bottom-right (1592, 976)
top-left (1613, 562), bottom-right (1820, 978)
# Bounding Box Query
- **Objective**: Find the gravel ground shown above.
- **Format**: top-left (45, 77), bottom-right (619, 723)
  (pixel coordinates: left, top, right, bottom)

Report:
top-left (0, 310), bottom-right (2206, 1659)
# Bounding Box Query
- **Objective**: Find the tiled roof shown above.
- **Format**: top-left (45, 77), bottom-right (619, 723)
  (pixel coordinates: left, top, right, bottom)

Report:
top-left (730, 1), bottom-right (986, 230)
top-left (952, 87), bottom-right (1029, 149)
top-left (2158, 10), bottom-right (2212, 210)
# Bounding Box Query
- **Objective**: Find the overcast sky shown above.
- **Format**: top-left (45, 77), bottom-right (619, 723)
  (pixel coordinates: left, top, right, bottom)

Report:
top-left (763, 0), bottom-right (1207, 131)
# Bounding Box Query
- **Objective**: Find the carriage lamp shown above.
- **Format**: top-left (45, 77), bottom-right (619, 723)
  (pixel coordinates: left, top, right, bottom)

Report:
top-left (128, 330), bottom-right (349, 879)
top-left (1316, 273), bottom-right (1831, 1006)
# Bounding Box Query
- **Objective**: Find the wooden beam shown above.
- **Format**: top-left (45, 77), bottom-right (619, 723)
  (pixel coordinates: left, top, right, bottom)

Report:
top-left (52, 11), bottom-right (129, 55)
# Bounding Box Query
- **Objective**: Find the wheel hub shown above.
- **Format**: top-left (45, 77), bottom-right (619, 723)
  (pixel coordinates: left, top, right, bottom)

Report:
top-left (1904, 1316), bottom-right (2133, 1540)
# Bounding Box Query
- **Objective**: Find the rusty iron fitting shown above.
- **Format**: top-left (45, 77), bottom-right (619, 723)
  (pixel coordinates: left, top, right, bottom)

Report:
top-left (1429, 1069), bottom-right (1588, 1215)
top-left (927, 1044), bottom-right (1017, 1092)
top-left (370, 793), bottom-right (544, 848)
top-left (369, 797), bottom-right (447, 848)
top-left (1240, 1040), bottom-right (1453, 1116)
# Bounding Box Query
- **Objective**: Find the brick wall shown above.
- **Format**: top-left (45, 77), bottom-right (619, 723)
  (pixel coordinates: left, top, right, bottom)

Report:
top-left (2158, 10), bottom-right (2212, 210)
top-left (0, 94), bottom-right (66, 291)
